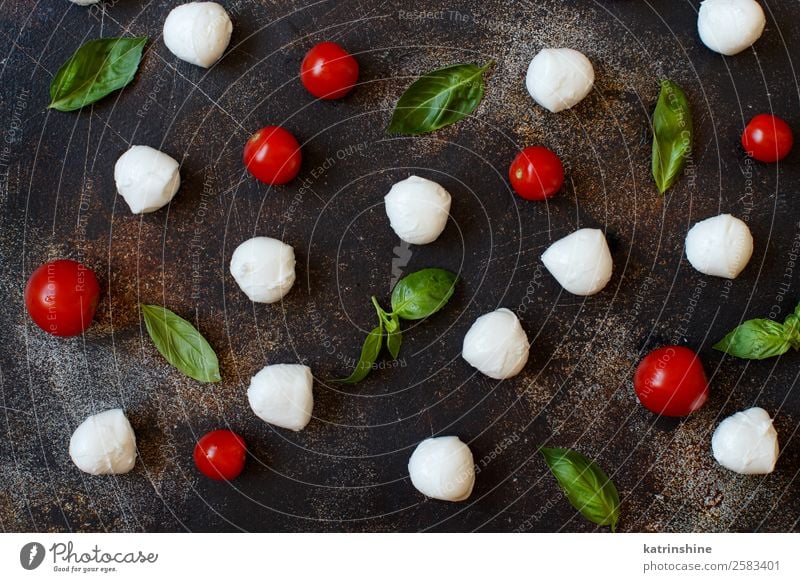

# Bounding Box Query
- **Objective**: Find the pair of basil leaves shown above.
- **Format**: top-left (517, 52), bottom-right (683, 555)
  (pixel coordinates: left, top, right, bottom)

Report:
top-left (714, 302), bottom-right (800, 360)
top-left (334, 268), bottom-right (457, 384)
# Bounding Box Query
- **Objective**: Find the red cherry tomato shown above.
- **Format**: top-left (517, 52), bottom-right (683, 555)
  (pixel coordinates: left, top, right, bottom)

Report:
top-left (742, 114), bottom-right (794, 162)
top-left (194, 430), bottom-right (247, 481)
top-left (24, 259), bottom-right (100, 337)
top-left (508, 146), bottom-right (565, 201)
top-left (633, 346), bottom-right (709, 417)
top-left (300, 42), bottom-right (359, 100)
top-left (243, 126), bottom-right (302, 185)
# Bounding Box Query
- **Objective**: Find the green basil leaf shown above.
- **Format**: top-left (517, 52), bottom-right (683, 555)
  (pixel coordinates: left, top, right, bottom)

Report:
top-left (713, 318), bottom-right (793, 360)
top-left (387, 62), bottom-right (491, 135)
top-left (49, 37), bottom-right (147, 112)
top-left (140, 304), bottom-right (220, 383)
top-left (651, 79), bottom-right (692, 194)
top-left (386, 314), bottom-right (403, 360)
top-left (390, 268), bottom-right (457, 320)
top-left (786, 313), bottom-right (800, 349)
top-left (540, 447), bottom-right (620, 531)
top-left (333, 324), bottom-right (383, 384)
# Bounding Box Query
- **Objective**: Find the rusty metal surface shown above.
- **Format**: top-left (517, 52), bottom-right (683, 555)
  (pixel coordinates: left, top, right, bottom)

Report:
top-left (0, 0), bottom-right (798, 532)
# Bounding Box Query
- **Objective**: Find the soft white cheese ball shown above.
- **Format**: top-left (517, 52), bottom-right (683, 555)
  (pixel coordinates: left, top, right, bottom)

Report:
top-left (685, 214), bottom-right (753, 279)
top-left (69, 409), bottom-right (136, 475)
top-left (230, 237), bottom-right (296, 303)
top-left (541, 228), bottom-right (613, 296)
top-left (408, 436), bottom-right (475, 502)
top-left (526, 48), bottom-right (595, 113)
top-left (712, 407), bottom-right (779, 474)
top-left (114, 145), bottom-right (181, 214)
top-left (247, 364), bottom-right (314, 431)
top-left (163, 2), bottom-right (233, 68)
top-left (462, 308), bottom-right (529, 379)
top-left (698, 0), bottom-right (766, 56)
top-left (384, 176), bottom-right (452, 245)
top-left (69, 0), bottom-right (101, 5)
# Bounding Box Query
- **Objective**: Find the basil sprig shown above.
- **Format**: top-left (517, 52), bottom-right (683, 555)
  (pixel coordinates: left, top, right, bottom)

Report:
top-left (540, 447), bottom-right (620, 532)
top-left (49, 37), bottom-right (148, 112)
top-left (333, 268), bottom-right (457, 384)
top-left (387, 62), bottom-right (492, 135)
top-left (140, 304), bottom-right (221, 383)
top-left (651, 79), bottom-right (692, 194)
top-left (714, 302), bottom-right (800, 360)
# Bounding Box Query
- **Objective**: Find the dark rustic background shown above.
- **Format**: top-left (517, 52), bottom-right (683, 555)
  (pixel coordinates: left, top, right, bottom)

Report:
top-left (1, 0), bottom-right (798, 532)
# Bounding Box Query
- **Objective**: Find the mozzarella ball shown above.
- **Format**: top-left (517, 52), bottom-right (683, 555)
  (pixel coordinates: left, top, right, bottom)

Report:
top-left (69, 409), bottom-right (136, 475)
top-left (247, 364), bottom-right (314, 431)
top-left (69, 0), bottom-right (101, 5)
top-left (114, 145), bottom-right (181, 214)
top-left (408, 436), bottom-right (475, 502)
top-left (163, 2), bottom-right (233, 68)
top-left (230, 237), bottom-right (296, 303)
top-left (541, 228), bottom-right (613, 296)
top-left (526, 48), bottom-right (595, 113)
top-left (712, 407), bottom-right (779, 475)
top-left (698, 0), bottom-right (766, 56)
top-left (462, 308), bottom-right (529, 379)
top-left (685, 214), bottom-right (753, 279)
top-left (384, 176), bottom-right (452, 245)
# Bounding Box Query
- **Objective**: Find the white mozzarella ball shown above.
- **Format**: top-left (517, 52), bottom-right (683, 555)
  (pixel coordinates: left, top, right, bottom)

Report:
top-left (384, 176), bottom-right (452, 245)
top-left (712, 407), bottom-right (778, 474)
top-left (230, 237), bottom-right (296, 303)
top-left (685, 214), bottom-right (753, 279)
top-left (163, 2), bottom-right (233, 68)
top-left (462, 308), bottom-right (529, 379)
top-left (541, 228), bottom-right (613, 296)
top-left (408, 436), bottom-right (475, 502)
top-left (114, 145), bottom-right (181, 214)
top-left (69, 409), bottom-right (136, 475)
top-left (247, 364), bottom-right (314, 431)
top-left (525, 48), bottom-right (595, 113)
top-left (70, 0), bottom-right (101, 6)
top-left (698, 0), bottom-right (766, 56)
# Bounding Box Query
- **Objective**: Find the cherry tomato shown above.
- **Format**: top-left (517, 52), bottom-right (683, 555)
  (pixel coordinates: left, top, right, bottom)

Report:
top-left (300, 42), bottom-right (359, 100)
top-left (508, 146), bottom-right (565, 201)
top-left (741, 114), bottom-right (794, 162)
top-left (633, 346), bottom-right (709, 417)
top-left (24, 259), bottom-right (100, 337)
top-left (194, 430), bottom-right (247, 481)
top-left (243, 126), bottom-right (302, 185)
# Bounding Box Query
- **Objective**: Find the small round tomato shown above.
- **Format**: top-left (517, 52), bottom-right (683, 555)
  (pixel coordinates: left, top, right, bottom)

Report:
top-left (300, 42), bottom-right (359, 100)
top-left (742, 114), bottom-right (794, 162)
top-left (194, 430), bottom-right (247, 481)
top-left (508, 146), bottom-right (565, 201)
top-left (243, 126), bottom-right (302, 185)
top-left (633, 346), bottom-right (709, 417)
top-left (24, 259), bottom-right (100, 337)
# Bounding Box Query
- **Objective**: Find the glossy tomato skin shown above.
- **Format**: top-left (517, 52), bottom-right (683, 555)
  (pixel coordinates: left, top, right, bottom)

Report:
top-left (194, 430), bottom-right (247, 481)
top-left (243, 126), bottom-right (302, 185)
top-left (300, 42), bottom-right (359, 100)
top-left (24, 259), bottom-right (100, 337)
top-left (633, 346), bottom-right (709, 417)
top-left (509, 146), bottom-right (565, 201)
top-left (742, 114), bottom-right (794, 163)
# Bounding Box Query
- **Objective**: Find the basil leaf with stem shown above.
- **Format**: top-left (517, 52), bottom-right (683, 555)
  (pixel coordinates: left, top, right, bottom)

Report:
top-left (390, 268), bottom-right (457, 320)
top-left (714, 303), bottom-right (800, 359)
top-left (140, 304), bottom-right (220, 383)
top-left (386, 314), bottom-right (403, 360)
top-left (651, 79), bottom-right (692, 194)
top-left (540, 447), bottom-right (620, 531)
top-left (332, 323), bottom-right (384, 384)
top-left (387, 62), bottom-right (492, 135)
top-left (49, 37), bottom-right (148, 112)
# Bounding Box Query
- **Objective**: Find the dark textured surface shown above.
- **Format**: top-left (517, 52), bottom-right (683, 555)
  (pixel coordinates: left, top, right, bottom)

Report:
top-left (0, 0), bottom-right (799, 532)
